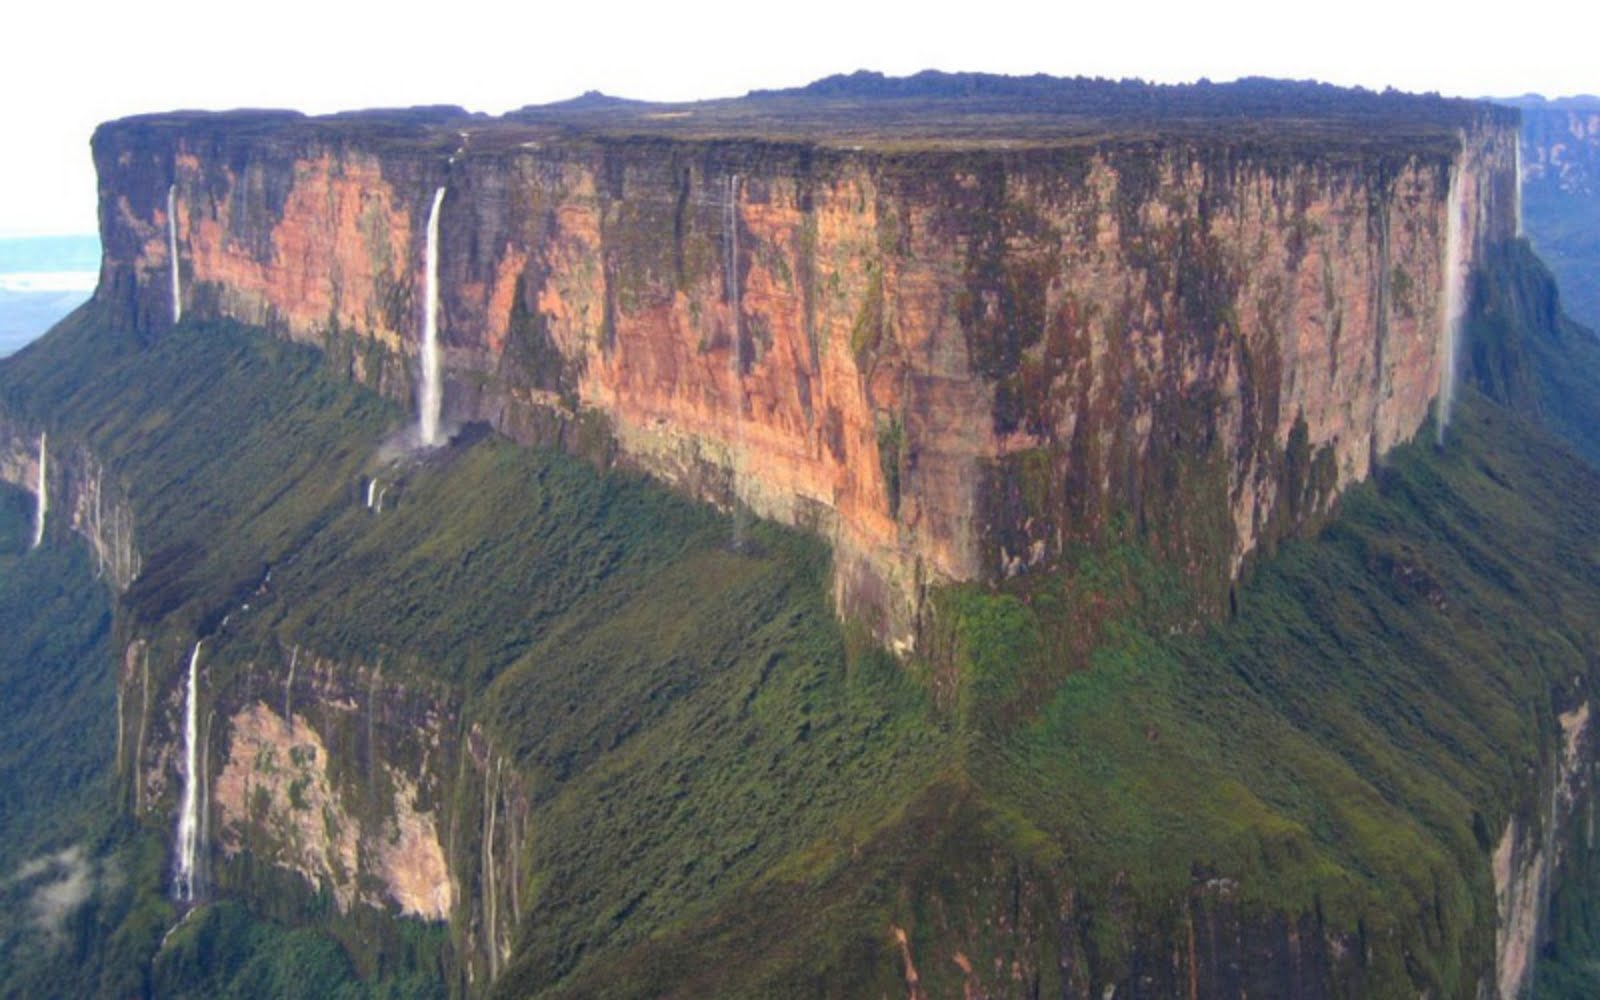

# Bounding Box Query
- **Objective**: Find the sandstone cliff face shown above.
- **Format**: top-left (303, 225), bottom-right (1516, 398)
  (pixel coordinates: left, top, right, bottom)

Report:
top-left (0, 417), bottom-right (140, 588)
top-left (206, 651), bottom-right (455, 920)
top-left (91, 109), bottom-right (1518, 648)
top-left (116, 631), bottom-right (470, 922)
top-left (1492, 701), bottom-right (1594, 1000)
top-left (890, 850), bottom-right (1356, 1000)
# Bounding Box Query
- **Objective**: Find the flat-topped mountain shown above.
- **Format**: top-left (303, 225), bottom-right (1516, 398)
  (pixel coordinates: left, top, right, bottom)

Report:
top-left (7, 73), bottom-right (1600, 999)
top-left (115, 72), bottom-right (1509, 154)
top-left (93, 73), bottom-right (1517, 650)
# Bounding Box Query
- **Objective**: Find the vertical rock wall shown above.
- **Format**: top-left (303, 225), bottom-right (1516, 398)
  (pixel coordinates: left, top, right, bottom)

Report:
top-left (90, 111), bottom-right (1518, 648)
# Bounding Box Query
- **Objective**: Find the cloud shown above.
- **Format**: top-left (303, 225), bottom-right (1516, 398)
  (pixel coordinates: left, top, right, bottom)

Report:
top-left (8, 846), bottom-right (96, 942)
top-left (0, 271), bottom-right (97, 293)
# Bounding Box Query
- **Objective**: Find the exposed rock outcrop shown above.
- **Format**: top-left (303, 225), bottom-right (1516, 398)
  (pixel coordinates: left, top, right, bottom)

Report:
top-left (1493, 701), bottom-right (1594, 1000)
top-left (122, 636), bottom-right (460, 924)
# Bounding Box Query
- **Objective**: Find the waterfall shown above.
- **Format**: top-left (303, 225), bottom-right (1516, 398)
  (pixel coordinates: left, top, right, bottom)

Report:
top-left (483, 756), bottom-right (502, 979)
top-left (173, 640), bottom-right (203, 902)
top-left (365, 478), bottom-right (378, 510)
top-left (284, 645), bottom-right (298, 731)
top-left (134, 646), bottom-right (150, 814)
top-left (1514, 140), bottom-right (1525, 239)
top-left (1437, 163), bottom-right (1466, 445)
top-left (167, 185), bottom-right (182, 324)
top-left (418, 186), bottom-right (447, 447)
top-left (31, 432), bottom-right (46, 549)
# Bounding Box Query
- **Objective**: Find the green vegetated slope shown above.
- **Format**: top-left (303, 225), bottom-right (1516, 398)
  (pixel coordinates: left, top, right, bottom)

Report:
top-left (3, 228), bottom-right (1600, 998)
top-left (0, 481), bottom-right (113, 863)
top-left (529, 390), bottom-right (1600, 999)
top-left (0, 478), bottom-right (116, 999)
top-left (517, 246), bottom-right (1600, 996)
top-left (0, 307), bottom-right (947, 998)
top-left (0, 313), bottom-right (456, 1000)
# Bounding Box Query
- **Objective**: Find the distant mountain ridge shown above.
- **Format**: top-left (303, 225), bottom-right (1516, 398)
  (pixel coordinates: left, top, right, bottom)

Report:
top-left (1498, 94), bottom-right (1600, 332)
top-left (1499, 94), bottom-right (1600, 111)
top-left (753, 68), bottom-right (1497, 120)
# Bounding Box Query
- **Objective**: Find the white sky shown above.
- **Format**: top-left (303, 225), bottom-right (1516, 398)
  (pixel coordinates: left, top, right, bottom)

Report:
top-left (2, 0), bottom-right (1593, 237)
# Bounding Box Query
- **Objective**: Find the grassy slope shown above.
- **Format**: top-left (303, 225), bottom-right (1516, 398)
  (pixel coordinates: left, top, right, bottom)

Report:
top-left (3, 235), bottom-right (1600, 997)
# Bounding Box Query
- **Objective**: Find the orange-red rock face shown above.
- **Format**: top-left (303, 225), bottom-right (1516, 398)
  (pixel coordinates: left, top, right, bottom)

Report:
top-left (176, 150), bottom-right (415, 352)
top-left (92, 115), bottom-right (1519, 649)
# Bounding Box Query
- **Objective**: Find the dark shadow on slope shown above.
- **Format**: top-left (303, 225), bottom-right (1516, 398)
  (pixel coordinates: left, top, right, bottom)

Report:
top-left (1465, 238), bottom-right (1600, 467)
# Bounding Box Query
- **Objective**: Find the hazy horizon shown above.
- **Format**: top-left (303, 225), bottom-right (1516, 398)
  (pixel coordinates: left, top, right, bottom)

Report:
top-left (0, 234), bottom-right (98, 355)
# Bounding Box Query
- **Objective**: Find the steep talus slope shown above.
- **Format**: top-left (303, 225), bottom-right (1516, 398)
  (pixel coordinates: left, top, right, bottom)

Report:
top-left (0, 482), bottom-right (113, 854)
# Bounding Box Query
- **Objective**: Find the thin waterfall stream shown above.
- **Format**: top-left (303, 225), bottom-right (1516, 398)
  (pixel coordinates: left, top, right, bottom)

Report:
top-left (167, 185), bottom-right (182, 324)
top-left (419, 186), bottom-right (447, 446)
top-left (1437, 162), bottom-right (1465, 444)
top-left (173, 640), bottom-right (203, 902)
top-left (31, 432), bottom-right (46, 549)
